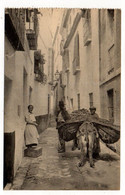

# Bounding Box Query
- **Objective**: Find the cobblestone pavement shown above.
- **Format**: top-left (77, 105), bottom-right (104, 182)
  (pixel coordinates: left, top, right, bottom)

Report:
top-left (11, 126), bottom-right (120, 190)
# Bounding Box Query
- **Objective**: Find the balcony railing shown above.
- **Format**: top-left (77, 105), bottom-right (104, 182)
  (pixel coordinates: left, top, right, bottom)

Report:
top-left (35, 72), bottom-right (47, 84)
top-left (5, 9), bottom-right (25, 51)
top-left (26, 9), bottom-right (39, 50)
top-left (73, 57), bottom-right (80, 75)
top-left (83, 19), bottom-right (91, 46)
top-left (26, 31), bottom-right (37, 50)
top-left (34, 50), bottom-right (47, 84)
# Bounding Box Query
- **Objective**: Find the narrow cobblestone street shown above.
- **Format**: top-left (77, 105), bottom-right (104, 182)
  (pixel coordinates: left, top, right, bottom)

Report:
top-left (3, 7), bottom-right (122, 191)
top-left (11, 124), bottom-right (120, 190)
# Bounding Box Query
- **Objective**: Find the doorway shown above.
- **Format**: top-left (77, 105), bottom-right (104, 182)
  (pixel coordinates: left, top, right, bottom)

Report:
top-left (107, 89), bottom-right (114, 123)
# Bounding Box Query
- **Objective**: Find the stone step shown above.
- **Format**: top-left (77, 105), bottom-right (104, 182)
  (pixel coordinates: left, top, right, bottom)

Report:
top-left (24, 146), bottom-right (42, 158)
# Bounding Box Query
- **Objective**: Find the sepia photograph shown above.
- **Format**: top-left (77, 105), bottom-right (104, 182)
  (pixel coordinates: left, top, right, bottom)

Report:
top-left (3, 7), bottom-right (121, 190)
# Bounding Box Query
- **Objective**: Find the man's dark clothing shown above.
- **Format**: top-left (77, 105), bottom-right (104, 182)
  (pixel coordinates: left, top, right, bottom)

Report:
top-left (56, 108), bottom-right (71, 152)
top-left (89, 112), bottom-right (101, 156)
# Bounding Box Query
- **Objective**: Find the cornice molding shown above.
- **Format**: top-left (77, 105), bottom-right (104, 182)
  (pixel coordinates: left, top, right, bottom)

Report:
top-left (63, 9), bottom-right (71, 28)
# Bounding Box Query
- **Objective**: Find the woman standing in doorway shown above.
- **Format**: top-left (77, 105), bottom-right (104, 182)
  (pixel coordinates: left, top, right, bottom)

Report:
top-left (24, 105), bottom-right (39, 148)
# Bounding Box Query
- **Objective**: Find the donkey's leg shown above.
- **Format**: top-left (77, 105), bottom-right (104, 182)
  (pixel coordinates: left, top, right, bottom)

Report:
top-left (86, 142), bottom-right (89, 157)
top-left (88, 133), bottom-right (95, 168)
top-left (78, 135), bottom-right (87, 167)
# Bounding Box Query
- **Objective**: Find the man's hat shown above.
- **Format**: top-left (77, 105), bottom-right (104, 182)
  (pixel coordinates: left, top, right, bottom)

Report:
top-left (89, 106), bottom-right (96, 110)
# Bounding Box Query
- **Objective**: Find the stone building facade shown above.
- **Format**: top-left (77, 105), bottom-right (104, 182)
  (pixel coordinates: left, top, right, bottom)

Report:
top-left (59, 8), bottom-right (121, 151)
top-left (59, 8), bottom-right (121, 123)
top-left (99, 9), bottom-right (121, 126)
top-left (4, 9), bottom-right (49, 186)
top-left (59, 9), bottom-right (100, 114)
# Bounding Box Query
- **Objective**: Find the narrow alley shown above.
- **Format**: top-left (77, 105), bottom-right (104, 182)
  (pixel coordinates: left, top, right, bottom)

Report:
top-left (3, 8), bottom-right (121, 191)
top-left (11, 121), bottom-right (120, 190)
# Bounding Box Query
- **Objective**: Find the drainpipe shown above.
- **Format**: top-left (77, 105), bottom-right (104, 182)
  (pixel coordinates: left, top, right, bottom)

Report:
top-left (98, 9), bottom-right (101, 82)
top-left (98, 9), bottom-right (101, 117)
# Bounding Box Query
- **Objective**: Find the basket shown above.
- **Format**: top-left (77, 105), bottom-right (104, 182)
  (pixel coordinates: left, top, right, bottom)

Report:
top-left (58, 121), bottom-right (83, 141)
top-left (58, 119), bottom-right (120, 144)
top-left (93, 121), bottom-right (120, 144)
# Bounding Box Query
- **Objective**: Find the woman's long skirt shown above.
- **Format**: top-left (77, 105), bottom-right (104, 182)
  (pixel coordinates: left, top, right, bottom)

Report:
top-left (25, 124), bottom-right (39, 146)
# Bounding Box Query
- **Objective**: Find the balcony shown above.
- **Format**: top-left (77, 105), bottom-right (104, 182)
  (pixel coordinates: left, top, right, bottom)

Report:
top-left (26, 30), bottom-right (37, 50)
top-left (63, 49), bottom-right (70, 72)
top-left (34, 50), bottom-right (47, 84)
top-left (35, 72), bottom-right (47, 84)
top-left (65, 67), bottom-right (69, 72)
top-left (5, 9), bottom-right (25, 51)
top-left (26, 9), bottom-right (39, 50)
top-left (73, 57), bottom-right (80, 75)
top-left (83, 19), bottom-right (91, 46)
top-left (64, 61), bottom-right (70, 73)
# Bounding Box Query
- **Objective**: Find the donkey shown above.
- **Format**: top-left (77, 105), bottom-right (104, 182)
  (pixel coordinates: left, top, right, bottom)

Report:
top-left (77, 121), bottom-right (99, 168)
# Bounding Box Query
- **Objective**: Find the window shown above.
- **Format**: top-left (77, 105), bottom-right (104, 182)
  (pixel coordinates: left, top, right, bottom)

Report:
top-left (107, 9), bottom-right (114, 44)
top-left (73, 33), bottom-right (80, 74)
top-left (70, 98), bottom-right (73, 109)
top-left (108, 44), bottom-right (114, 74)
top-left (74, 33), bottom-right (79, 62)
top-left (77, 94), bottom-right (80, 110)
top-left (107, 9), bottom-right (115, 73)
top-left (85, 9), bottom-right (91, 20)
top-left (26, 9), bottom-right (30, 22)
top-left (107, 89), bottom-right (114, 123)
top-left (63, 49), bottom-right (69, 72)
top-left (108, 9), bottom-right (114, 21)
top-left (83, 9), bottom-right (91, 46)
top-left (89, 93), bottom-right (93, 107)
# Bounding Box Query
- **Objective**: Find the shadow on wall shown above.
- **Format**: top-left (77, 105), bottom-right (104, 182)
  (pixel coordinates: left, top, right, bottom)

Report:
top-left (48, 114), bottom-right (56, 128)
top-left (35, 114), bottom-right (50, 134)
